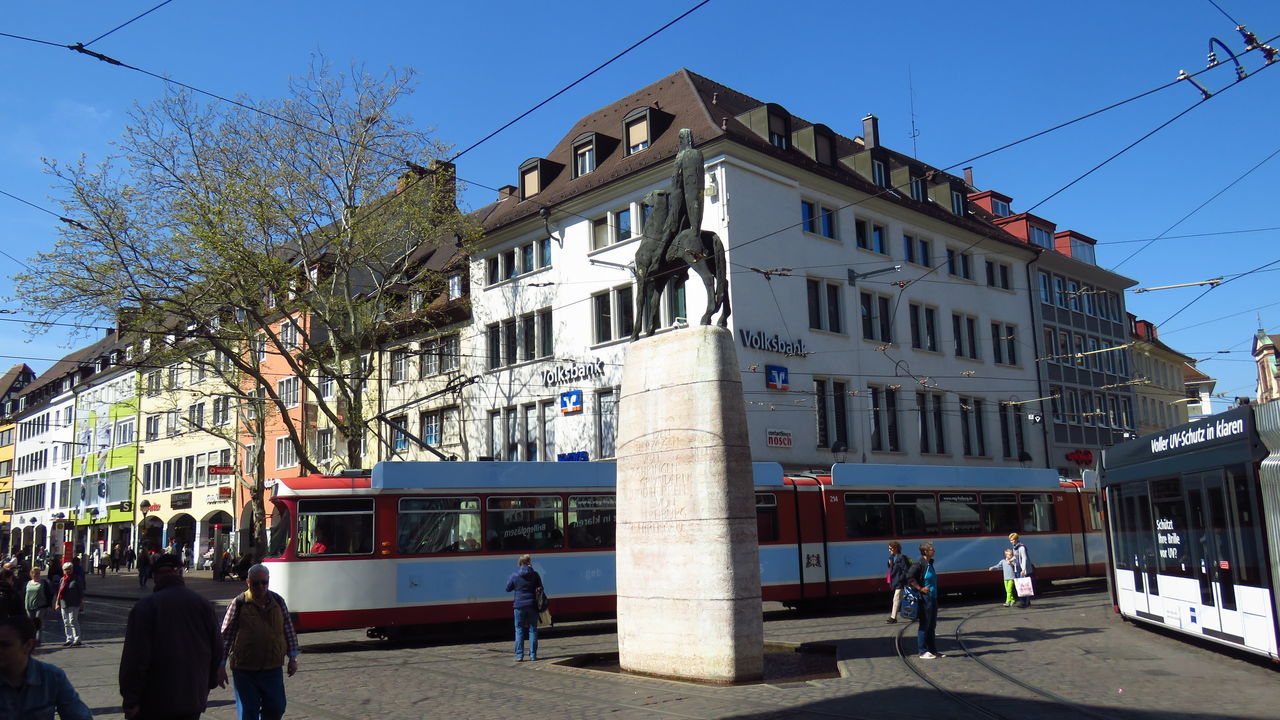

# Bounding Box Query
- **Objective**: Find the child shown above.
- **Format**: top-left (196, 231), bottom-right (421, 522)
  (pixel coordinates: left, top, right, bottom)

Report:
top-left (990, 548), bottom-right (1020, 606)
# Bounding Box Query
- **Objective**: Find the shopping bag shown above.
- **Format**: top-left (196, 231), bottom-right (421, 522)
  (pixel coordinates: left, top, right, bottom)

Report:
top-left (899, 588), bottom-right (920, 621)
top-left (1014, 577), bottom-right (1034, 598)
top-left (537, 609), bottom-right (552, 626)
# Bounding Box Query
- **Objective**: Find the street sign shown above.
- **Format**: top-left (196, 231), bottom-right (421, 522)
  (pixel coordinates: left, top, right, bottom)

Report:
top-left (208, 465), bottom-right (235, 475)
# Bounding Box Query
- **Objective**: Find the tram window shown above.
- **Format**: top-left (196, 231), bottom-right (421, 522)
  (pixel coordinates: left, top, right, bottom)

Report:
top-left (397, 497), bottom-right (481, 554)
top-left (297, 498), bottom-right (374, 556)
top-left (1086, 492), bottom-right (1103, 531)
top-left (755, 494), bottom-right (779, 542)
top-left (1018, 493), bottom-right (1057, 532)
top-left (980, 493), bottom-right (1019, 533)
top-left (939, 493), bottom-right (981, 535)
top-left (843, 493), bottom-right (891, 538)
top-left (1228, 466), bottom-right (1263, 587)
top-left (486, 496), bottom-right (564, 551)
top-left (265, 501), bottom-right (291, 559)
top-left (1151, 478), bottom-right (1192, 578)
top-left (893, 493), bottom-right (938, 536)
top-left (568, 495), bottom-right (616, 548)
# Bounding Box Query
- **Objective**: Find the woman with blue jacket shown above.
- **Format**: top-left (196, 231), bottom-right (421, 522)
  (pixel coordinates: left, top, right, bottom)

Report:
top-left (505, 554), bottom-right (545, 662)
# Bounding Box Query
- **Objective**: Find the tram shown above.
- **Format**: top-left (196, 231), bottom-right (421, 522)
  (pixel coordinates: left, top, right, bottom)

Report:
top-left (262, 461), bottom-right (1104, 634)
top-left (1101, 403), bottom-right (1280, 660)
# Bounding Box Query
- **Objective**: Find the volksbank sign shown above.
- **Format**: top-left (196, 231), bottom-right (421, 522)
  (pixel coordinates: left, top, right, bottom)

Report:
top-left (738, 329), bottom-right (807, 357)
top-left (541, 359), bottom-right (607, 386)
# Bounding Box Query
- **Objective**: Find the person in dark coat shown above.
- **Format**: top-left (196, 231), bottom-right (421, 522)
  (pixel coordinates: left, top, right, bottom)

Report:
top-left (0, 569), bottom-right (22, 618)
top-left (136, 547), bottom-right (152, 588)
top-left (119, 554), bottom-right (222, 720)
top-left (885, 540), bottom-right (911, 624)
top-left (504, 554), bottom-right (545, 662)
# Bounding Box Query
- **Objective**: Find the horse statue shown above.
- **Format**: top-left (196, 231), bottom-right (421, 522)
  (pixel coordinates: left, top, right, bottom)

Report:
top-left (630, 188), bottom-right (730, 340)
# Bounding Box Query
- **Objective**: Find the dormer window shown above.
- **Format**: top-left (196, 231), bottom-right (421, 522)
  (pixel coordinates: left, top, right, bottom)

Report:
top-left (573, 133), bottom-right (596, 177)
top-left (1029, 226), bottom-right (1054, 249)
top-left (448, 273), bottom-right (463, 300)
top-left (909, 173), bottom-right (925, 202)
top-left (768, 110), bottom-right (790, 149)
top-left (814, 130), bottom-right (834, 166)
top-left (950, 190), bottom-right (966, 216)
top-left (872, 160), bottom-right (888, 188)
top-left (991, 198), bottom-right (1011, 217)
top-left (519, 161), bottom-right (541, 199)
top-left (623, 108), bottom-right (651, 155)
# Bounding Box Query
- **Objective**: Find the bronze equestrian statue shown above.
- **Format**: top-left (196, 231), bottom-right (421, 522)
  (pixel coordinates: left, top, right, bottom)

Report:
top-left (631, 129), bottom-right (730, 340)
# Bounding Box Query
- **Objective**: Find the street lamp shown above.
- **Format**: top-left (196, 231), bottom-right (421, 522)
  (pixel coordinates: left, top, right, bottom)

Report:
top-left (847, 264), bottom-right (902, 285)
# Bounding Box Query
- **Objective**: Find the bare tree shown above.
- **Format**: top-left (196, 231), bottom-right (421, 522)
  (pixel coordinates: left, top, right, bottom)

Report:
top-left (18, 59), bottom-right (478, 554)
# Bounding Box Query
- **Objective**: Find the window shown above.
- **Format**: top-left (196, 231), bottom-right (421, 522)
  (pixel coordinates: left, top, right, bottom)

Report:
top-left (813, 379), bottom-right (849, 449)
top-left (859, 292), bottom-right (892, 343)
top-left (187, 403), bottom-right (205, 430)
top-left (396, 496), bottom-right (483, 555)
top-left (998, 403), bottom-right (1027, 460)
top-left (597, 390), bottom-right (617, 459)
top-left (917, 391), bottom-right (946, 454)
top-left (167, 365), bottom-right (181, 390)
top-left (573, 136), bottom-right (596, 177)
top-left (806, 278), bottom-right (843, 333)
top-left (488, 311), bottom-right (552, 366)
top-left (991, 323), bottom-right (1017, 365)
top-left (624, 112), bottom-right (650, 154)
top-left (568, 495), bottom-right (616, 548)
top-left (946, 248), bottom-right (972, 279)
top-left (991, 198), bottom-right (1011, 217)
top-left (145, 415), bottom-right (160, 442)
top-left (844, 493), bottom-right (892, 537)
top-left (909, 304), bottom-right (939, 351)
top-left (985, 261), bottom-right (1011, 289)
top-left (801, 201), bottom-right (815, 234)
top-left (316, 428), bottom-right (334, 462)
top-left (279, 320), bottom-right (300, 350)
top-left (950, 190), bottom-right (965, 215)
top-left (1067, 281), bottom-right (1082, 312)
top-left (276, 437), bottom-right (298, 469)
top-left (390, 349), bottom-right (408, 384)
top-left (298, 498), bottom-right (374, 556)
top-left (592, 288), bottom-right (633, 344)
top-left (1071, 237), bottom-right (1096, 263)
top-left (872, 160), bottom-right (887, 188)
top-left (868, 385), bottom-right (900, 452)
top-left (440, 334), bottom-right (461, 372)
top-left (800, 201), bottom-right (835, 238)
top-left (1019, 493), bottom-right (1057, 532)
top-left (768, 110), bottom-right (790, 149)
top-left (1030, 226), bottom-right (1053, 249)
top-left (318, 374), bottom-right (335, 399)
top-left (909, 175), bottom-right (925, 202)
top-left (519, 164), bottom-right (540, 199)
top-left (165, 410), bottom-right (180, 438)
top-left (1038, 272), bottom-right (1051, 304)
top-left (115, 418), bottom-right (135, 447)
top-left (486, 496), bottom-right (564, 551)
top-left (591, 207), bottom-right (633, 250)
top-left (420, 409), bottom-right (443, 446)
top-left (951, 313), bottom-right (979, 359)
top-left (756, 494), bottom-right (779, 542)
top-left (855, 219), bottom-right (868, 250)
top-left (871, 224), bottom-right (887, 254)
top-left (277, 377), bottom-right (300, 408)
top-left (389, 414), bottom-right (409, 452)
top-left (959, 397), bottom-right (986, 456)
top-left (939, 493), bottom-right (981, 534)
top-left (145, 371), bottom-right (161, 396)
top-left (448, 273), bottom-right (464, 300)
top-left (245, 444), bottom-right (257, 475)
top-left (894, 492), bottom-right (938, 535)
top-left (0, 460), bottom-right (11, 478)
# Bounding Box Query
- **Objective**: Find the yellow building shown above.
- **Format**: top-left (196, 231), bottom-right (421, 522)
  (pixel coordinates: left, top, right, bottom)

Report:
top-left (0, 364), bottom-right (36, 552)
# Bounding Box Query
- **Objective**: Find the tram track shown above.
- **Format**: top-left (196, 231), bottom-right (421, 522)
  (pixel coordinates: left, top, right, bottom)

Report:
top-left (895, 600), bottom-right (1120, 720)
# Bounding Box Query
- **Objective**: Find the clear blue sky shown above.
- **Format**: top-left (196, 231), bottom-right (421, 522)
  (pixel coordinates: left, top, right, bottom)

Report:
top-left (3, 1), bottom-right (1278, 409)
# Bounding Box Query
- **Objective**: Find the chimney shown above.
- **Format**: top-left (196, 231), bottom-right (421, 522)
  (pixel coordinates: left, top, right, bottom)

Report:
top-left (498, 185), bottom-right (518, 201)
top-left (428, 159), bottom-right (456, 214)
top-left (862, 114), bottom-right (879, 149)
top-left (963, 167), bottom-right (974, 186)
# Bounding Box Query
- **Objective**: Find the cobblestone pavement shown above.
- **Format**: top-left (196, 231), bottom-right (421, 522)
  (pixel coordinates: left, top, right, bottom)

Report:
top-left (43, 581), bottom-right (1279, 719)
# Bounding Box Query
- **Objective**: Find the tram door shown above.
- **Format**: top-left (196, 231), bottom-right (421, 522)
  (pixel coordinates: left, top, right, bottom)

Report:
top-left (1119, 483), bottom-right (1159, 617)
top-left (1184, 471), bottom-right (1240, 637)
top-left (793, 486), bottom-right (829, 601)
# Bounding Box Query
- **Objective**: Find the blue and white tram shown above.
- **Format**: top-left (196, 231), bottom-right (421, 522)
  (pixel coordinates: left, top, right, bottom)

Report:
top-left (1101, 403), bottom-right (1280, 659)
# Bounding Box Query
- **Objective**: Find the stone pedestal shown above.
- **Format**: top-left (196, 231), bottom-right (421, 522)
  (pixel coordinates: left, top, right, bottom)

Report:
top-left (615, 325), bottom-right (762, 683)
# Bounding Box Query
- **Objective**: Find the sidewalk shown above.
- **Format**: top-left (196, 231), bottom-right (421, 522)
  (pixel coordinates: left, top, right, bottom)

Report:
top-left (82, 568), bottom-right (246, 604)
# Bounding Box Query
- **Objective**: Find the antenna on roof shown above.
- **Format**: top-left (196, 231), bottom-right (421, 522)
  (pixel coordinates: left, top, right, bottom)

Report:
top-left (908, 66), bottom-right (920, 157)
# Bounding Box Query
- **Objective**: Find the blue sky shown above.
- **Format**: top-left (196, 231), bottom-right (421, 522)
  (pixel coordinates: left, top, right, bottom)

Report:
top-left (2, 1), bottom-right (1278, 408)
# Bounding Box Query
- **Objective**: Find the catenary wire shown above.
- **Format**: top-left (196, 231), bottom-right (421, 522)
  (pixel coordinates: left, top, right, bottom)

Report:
top-left (81, 0), bottom-right (180, 48)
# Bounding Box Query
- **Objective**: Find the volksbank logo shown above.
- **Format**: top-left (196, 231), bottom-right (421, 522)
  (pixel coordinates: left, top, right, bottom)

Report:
top-left (738, 329), bottom-right (807, 357)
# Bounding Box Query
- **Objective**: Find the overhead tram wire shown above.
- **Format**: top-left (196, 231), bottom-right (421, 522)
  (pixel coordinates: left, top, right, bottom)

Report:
top-left (1111, 141), bottom-right (1280, 270)
top-left (1157, 255), bottom-right (1280, 327)
top-left (447, 0), bottom-right (713, 162)
top-left (80, 0), bottom-right (180, 48)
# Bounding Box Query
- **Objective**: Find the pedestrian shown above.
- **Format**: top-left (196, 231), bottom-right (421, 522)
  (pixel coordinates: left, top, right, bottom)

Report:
top-left (905, 541), bottom-right (943, 659)
top-left (119, 553), bottom-right (223, 720)
top-left (504, 554), bottom-right (544, 662)
top-left (989, 548), bottom-right (1020, 607)
top-left (23, 567), bottom-right (53, 645)
top-left (137, 546), bottom-right (152, 588)
top-left (0, 614), bottom-right (92, 719)
top-left (111, 544), bottom-right (122, 573)
top-left (90, 545), bottom-right (103, 578)
top-left (218, 564), bottom-right (300, 720)
top-left (885, 540), bottom-right (911, 624)
top-left (180, 545), bottom-right (190, 570)
top-left (0, 570), bottom-right (22, 618)
top-left (47, 556), bottom-right (63, 588)
top-left (1009, 532), bottom-right (1033, 608)
top-left (54, 562), bottom-right (84, 647)
top-left (124, 546), bottom-right (136, 571)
